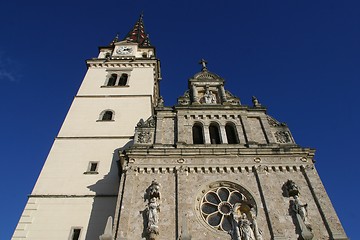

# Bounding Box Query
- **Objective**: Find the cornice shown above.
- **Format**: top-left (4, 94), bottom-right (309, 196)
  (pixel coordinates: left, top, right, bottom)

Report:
top-left (86, 59), bottom-right (159, 68)
top-left (124, 146), bottom-right (315, 157)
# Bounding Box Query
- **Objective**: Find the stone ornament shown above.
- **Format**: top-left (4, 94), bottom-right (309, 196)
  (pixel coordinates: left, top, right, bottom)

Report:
top-left (274, 131), bottom-right (292, 143)
top-left (252, 96), bottom-right (261, 108)
top-left (146, 180), bottom-right (161, 240)
top-left (285, 180), bottom-right (314, 240)
top-left (138, 131), bottom-right (152, 143)
top-left (137, 116), bottom-right (156, 128)
top-left (266, 115), bottom-right (286, 127)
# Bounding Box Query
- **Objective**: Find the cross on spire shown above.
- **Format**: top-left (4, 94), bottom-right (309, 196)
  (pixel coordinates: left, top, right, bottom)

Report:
top-left (199, 59), bottom-right (208, 71)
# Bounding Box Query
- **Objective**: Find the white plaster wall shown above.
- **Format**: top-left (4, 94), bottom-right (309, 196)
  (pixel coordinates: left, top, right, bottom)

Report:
top-left (12, 197), bottom-right (116, 240)
top-left (77, 67), bottom-right (155, 96)
top-left (58, 97), bottom-right (152, 137)
top-left (32, 138), bottom-right (128, 195)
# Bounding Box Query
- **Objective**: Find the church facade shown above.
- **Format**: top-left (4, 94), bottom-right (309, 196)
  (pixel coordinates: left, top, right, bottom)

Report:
top-left (13, 16), bottom-right (347, 240)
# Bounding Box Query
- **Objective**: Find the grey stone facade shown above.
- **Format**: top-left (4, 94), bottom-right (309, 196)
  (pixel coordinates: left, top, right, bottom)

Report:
top-left (113, 67), bottom-right (348, 240)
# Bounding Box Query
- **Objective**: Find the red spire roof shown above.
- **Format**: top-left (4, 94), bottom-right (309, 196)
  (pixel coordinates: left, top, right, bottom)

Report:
top-left (124, 14), bottom-right (151, 47)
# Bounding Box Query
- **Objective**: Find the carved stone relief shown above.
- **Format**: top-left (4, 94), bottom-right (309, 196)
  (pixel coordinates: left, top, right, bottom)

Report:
top-left (274, 131), bottom-right (292, 143)
top-left (138, 131), bottom-right (152, 143)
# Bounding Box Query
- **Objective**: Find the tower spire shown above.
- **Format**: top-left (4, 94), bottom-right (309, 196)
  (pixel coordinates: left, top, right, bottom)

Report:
top-left (124, 14), bottom-right (151, 47)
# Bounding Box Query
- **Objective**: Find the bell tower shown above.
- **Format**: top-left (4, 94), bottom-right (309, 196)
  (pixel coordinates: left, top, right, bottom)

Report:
top-left (12, 15), bottom-right (161, 240)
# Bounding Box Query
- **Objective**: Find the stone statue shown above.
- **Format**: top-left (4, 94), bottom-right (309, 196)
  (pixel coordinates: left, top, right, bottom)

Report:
top-left (157, 96), bottom-right (164, 107)
top-left (286, 179), bottom-right (299, 197)
top-left (239, 213), bottom-right (256, 240)
top-left (230, 204), bottom-right (262, 240)
top-left (149, 180), bottom-right (161, 199)
top-left (293, 195), bottom-right (308, 225)
top-left (146, 180), bottom-right (161, 240)
top-left (252, 96), bottom-right (261, 107)
top-left (285, 180), bottom-right (313, 240)
top-left (147, 197), bottom-right (160, 236)
top-left (249, 208), bottom-right (263, 240)
top-left (203, 89), bottom-right (217, 104)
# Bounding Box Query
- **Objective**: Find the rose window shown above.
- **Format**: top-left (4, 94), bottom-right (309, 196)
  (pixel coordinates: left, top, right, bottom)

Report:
top-left (200, 186), bottom-right (247, 232)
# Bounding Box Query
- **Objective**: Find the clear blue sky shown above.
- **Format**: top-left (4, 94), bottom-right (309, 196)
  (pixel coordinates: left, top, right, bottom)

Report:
top-left (1, 0), bottom-right (358, 239)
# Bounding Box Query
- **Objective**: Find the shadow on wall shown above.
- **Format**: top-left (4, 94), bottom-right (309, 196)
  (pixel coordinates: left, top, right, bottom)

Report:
top-left (85, 140), bottom-right (134, 240)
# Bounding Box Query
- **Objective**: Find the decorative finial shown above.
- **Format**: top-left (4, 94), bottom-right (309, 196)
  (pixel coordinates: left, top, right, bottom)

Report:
top-left (252, 96), bottom-right (261, 107)
top-left (199, 59), bottom-right (208, 71)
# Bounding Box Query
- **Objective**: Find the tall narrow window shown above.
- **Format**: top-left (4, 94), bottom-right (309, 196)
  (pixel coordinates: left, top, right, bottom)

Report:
top-left (209, 123), bottom-right (221, 144)
top-left (118, 73), bottom-right (128, 86)
top-left (90, 162), bottom-right (98, 172)
top-left (107, 74), bottom-right (117, 86)
top-left (225, 123), bottom-right (239, 144)
top-left (102, 111), bottom-right (113, 121)
top-left (70, 228), bottom-right (81, 240)
top-left (192, 123), bottom-right (204, 144)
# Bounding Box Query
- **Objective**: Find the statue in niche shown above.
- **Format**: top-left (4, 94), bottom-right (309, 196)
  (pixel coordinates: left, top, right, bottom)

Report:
top-left (202, 89), bottom-right (217, 104)
top-left (146, 180), bottom-right (161, 240)
top-left (285, 180), bottom-right (313, 240)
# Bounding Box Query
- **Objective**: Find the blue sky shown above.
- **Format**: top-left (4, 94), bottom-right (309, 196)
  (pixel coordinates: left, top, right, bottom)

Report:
top-left (1, 0), bottom-right (358, 239)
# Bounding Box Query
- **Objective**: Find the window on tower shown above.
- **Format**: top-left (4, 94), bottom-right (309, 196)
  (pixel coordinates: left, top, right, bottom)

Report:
top-left (118, 73), bottom-right (128, 86)
top-left (107, 74), bottom-right (117, 86)
top-left (192, 123), bottom-right (204, 144)
top-left (225, 123), bottom-right (239, 144)
top-left (84, 161), bottom-right (99, 174)
top-left (98, 110), bottom-right (115, 121)
top-left (69, 227), bottom-right (82, 240)
top-left (209, 123), bottom-right (221, 144)
top-left (103, 72), bottom-right (130, 88)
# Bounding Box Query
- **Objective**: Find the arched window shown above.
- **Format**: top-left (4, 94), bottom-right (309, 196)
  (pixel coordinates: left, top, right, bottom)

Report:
top-left (192, 123), bottom-right (204, 144)
top-left (118, 73), bottom-right (128, 86)
top-left (107, 74), bottom-right (117, 86)
top-left (225, 123), bottom-right (239, 144)
top-left (101, 110), bottom-right (114, 121)
top-left (209, 123), bottom-right (221, 144)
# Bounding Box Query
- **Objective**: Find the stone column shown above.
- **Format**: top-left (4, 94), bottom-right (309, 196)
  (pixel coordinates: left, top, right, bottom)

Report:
top-left (219, 125), bottom-right (228, 144)
top-left (203, 124), bottom-right (210, 144)
top-left (191, 84), bottom-right (199, 103)
top-left (219, 85), bottom-right (227, 103)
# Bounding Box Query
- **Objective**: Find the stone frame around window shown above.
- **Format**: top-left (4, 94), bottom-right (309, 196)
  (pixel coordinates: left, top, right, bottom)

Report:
top-left (83, 161), bottom-right (99, 175)
top-left (102, 69), bottom-right (132, 88)
top-left (195, 181), bottom-right (258, 234)
top-left (97, 109), bottom-right (115, 122)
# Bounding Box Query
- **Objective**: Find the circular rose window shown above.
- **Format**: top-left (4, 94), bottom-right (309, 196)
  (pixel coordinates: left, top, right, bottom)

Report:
top-left (198, 182), bottom-right (256, 233)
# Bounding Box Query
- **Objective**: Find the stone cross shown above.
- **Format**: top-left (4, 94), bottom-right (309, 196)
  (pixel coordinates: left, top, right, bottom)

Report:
top-left (199, 59), bottom-right (208, 70)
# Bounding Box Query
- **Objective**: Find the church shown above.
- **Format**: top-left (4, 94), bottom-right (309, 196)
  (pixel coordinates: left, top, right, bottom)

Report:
top-left (13, 15), bottom-right (348, 240)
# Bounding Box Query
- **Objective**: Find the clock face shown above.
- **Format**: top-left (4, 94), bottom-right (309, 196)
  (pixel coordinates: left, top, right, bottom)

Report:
top-left (116, 46), bottom-right (133, 55)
